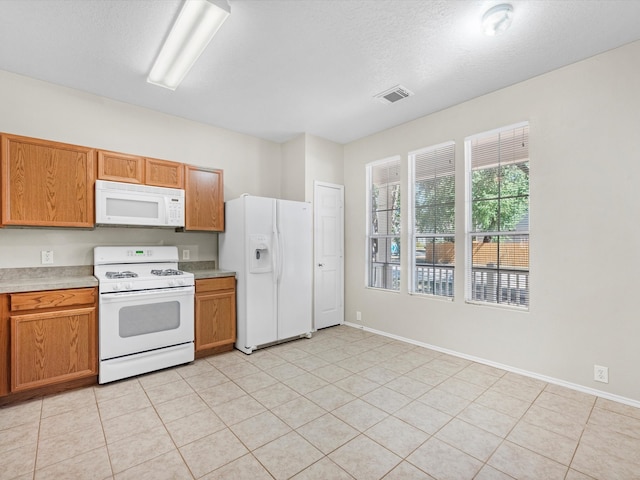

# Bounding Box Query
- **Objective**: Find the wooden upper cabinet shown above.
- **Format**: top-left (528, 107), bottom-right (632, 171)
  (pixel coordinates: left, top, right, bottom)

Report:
top-left (1, 134), bottom-right (95, 227)
top-left (145, 158), bottom-right (184, 189)
top-left (185, 165), bottom-right (224, 231)
top-left (97, 150), bottom-right (144, 184)
top-left (97, 151), bottom-right (184, 189)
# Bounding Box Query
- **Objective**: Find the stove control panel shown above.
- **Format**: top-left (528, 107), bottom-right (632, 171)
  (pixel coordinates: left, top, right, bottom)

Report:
top-left (94, 246), bottom-right (180, 265)
top-left (127, 249), bottom-right (152, 257)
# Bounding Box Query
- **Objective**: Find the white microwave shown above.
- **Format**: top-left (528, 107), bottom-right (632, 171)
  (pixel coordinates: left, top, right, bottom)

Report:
top-left (95, 180), bottom-right (185, 227)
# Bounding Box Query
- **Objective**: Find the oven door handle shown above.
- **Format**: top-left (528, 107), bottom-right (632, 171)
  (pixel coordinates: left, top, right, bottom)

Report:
top-left (100, 286), bottom-right (194, 300)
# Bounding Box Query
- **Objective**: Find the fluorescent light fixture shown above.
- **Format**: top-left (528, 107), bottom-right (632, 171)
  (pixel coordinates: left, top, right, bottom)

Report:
top-left (482, 4), bottom-right (513, 36)
top-left (147, 0), bottom-right (230, 90)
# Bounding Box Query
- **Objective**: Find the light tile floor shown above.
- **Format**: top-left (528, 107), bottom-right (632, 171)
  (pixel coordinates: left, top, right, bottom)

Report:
top-left (1, 325), bottom-right (640, 479)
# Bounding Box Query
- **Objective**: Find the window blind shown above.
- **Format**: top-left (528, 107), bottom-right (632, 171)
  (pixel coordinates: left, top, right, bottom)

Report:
top-left (367, 156), bottom-right (401, 291)
top-left (466, 124), bottom-right (530, 308)
top-left (409, 141), bottom-right (455, 297)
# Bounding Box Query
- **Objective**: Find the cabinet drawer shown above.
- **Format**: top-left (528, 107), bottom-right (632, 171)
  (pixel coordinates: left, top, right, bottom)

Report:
top-left (10, 288), bottom-right (96, 312)
top-left (196, 277), bottom-right (235, 293)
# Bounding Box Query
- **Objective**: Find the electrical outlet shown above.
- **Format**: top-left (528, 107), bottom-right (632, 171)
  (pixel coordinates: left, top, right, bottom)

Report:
top-left (41, 250), bottom-right (54, 264)
top-left (594, 365), bottom-right (609, 383)
top-left (356, 311), bottom-right (362, 322)
top-left (182, 249), bottom-right (190, 260)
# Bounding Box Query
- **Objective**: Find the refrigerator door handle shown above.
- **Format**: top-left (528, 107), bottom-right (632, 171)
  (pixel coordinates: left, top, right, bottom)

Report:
top-left (272, 235), bottom-right (279, 285)
top-left (277, 229), bottom-right (285, 282)
top-left (272, 201), bottom-right (280, 284)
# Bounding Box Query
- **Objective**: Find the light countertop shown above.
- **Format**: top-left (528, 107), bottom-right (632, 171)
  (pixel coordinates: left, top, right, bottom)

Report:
top-left (0, 263), bottom-right (235, 294)
top-left (0, 266), bottom-right (98, 294)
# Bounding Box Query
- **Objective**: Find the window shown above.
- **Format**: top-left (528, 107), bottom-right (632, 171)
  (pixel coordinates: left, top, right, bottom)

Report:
top-left (466, 123), bottom-right (529, 308)
top-left (409, 142), bottom-right (455, 297)
top-left (366, 156), bottom-right (401, 291)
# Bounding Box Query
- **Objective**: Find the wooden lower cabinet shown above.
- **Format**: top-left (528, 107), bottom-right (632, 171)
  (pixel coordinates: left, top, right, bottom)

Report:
top-left (1, 287), bottom-right (98, 398)
top-left (195, 277), bottom-right (236, 357)
top-left (0, 294), bottom-right (9, 396)
top-left (11, 307), bottom-right (97, 392)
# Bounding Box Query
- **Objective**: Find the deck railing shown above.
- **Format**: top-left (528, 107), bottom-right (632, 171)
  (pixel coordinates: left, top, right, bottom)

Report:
top-left (371, 261), bottom-right (529, 307)
top-left (369, 262), bottom-right (401, 290)
top-left (415, 265), bottom-right (454, 297)
top-left (470, 266), bottom-right (529, 307)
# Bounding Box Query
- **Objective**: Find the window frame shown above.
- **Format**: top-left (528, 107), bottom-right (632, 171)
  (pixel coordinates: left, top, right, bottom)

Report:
top-left (464, 121), bottom-right (530, 310)
top-left (365, 155), bottom-right (402, 292)
top-left (408, 141), bottom-right (456, 299)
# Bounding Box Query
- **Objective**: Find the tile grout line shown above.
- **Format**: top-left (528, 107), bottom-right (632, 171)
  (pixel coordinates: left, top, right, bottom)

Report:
top-left (31, 398), bottom-right (43, 480)
top-left (564, 396), bottom-right (598, 479)
top-left (92, 385), bottom-right (116, 480)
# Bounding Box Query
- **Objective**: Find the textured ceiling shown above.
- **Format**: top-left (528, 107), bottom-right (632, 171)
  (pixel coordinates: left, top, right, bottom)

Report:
top-left (1, 0), bottom-right (640, 144)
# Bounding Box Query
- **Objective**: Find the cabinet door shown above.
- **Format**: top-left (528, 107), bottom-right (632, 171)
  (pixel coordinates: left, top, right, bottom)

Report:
top-left (195, 287), bottom-right (236, 352)
top-left (185, 166), bottom-right (224, 231)
top-left (1, 135), bottom-right (96, 227)
top-left (11, 307), bottom-right (97, 392)
top-left (0, 295), bottom-right (8, 397)
top-left (145, 158), bottom-right (184, 189)
top-left (97, 150), bottom-right (144, 184)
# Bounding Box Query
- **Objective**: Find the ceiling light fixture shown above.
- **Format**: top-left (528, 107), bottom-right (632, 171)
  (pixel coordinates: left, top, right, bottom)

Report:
top-left (482, 4), bottom-right (513, 36)
top-left (147, 0), bottom-right (230, 90)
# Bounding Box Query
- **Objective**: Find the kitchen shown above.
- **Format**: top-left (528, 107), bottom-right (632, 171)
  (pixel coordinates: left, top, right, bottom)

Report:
top-left (2, 0), bottom-right (640, 478)
top-left (0, 128), bottom-right (322, 389)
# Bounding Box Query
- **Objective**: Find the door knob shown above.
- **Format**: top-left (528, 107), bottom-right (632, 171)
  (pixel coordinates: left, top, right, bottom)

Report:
top-left (318, 263), bottom-right (324, 267)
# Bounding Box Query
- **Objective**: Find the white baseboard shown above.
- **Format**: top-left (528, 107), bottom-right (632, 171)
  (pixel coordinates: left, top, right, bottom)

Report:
top-left (343, 322), bottom-right (640, 409)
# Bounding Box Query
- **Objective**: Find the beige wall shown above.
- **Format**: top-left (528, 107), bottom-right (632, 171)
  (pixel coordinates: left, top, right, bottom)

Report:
top-left (0, 70), bottom-right (282, 267)
top-left (343, 40), bottom-right (640, 402)
top-left (281, 133), bottom-right (345, 202)
top-left (281, 134), bottom-right (306, 201)
top-left (304, 133), bottom-right (344, 202)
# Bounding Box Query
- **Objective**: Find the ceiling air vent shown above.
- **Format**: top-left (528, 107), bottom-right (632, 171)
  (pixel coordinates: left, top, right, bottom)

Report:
top-left (374, 85), bottom-right (414, 104)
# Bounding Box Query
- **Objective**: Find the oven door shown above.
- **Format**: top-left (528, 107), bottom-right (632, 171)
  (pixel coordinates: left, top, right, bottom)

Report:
top-left (99, 286), bottom-right (194, 360)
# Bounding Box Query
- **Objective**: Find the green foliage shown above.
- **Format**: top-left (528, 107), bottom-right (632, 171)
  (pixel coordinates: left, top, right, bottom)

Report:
top-left (414, 174), bottom-right (455, 235)
top-left (412, 162), bottom-right (528, 241)
top-left (472, 162), bottom-right (529, 234)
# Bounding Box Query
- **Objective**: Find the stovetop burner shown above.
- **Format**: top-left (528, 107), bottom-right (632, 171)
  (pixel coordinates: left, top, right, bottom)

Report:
top-left (105, 271), bottom-right (138, 279)
top-left (94, 247), bottom-right (195, 296)
top-left (151, 268), bottom-right (184, 276)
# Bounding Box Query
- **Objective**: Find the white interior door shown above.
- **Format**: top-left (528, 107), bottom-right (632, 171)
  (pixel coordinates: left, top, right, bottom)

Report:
top-left (314, 181), bottom-right (344, 330)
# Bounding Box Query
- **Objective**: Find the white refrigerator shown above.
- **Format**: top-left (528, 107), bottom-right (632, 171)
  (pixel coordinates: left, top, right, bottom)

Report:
top-left (219, 195), bottom-right (313, 354)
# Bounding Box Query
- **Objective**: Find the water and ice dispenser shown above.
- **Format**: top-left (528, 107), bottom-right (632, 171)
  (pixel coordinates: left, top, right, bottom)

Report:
top-left (249, 234), bottom-right (272, 273)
